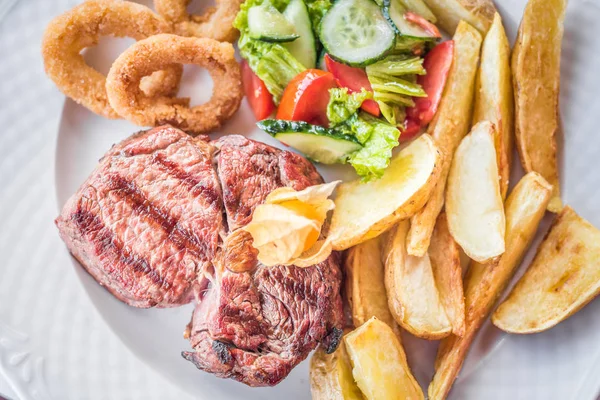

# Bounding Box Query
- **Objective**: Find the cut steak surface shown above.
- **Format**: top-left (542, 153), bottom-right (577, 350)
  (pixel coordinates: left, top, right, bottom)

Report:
top-left (56, 126), bottom-right (343, 386)
top-left (56, 126), bottom-right (224, 307)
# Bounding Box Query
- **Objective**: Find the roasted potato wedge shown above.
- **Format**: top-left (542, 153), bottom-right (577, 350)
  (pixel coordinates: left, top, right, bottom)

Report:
top-left (429, 212), bottom-right (465, 337)
top-left (345, 237), bottom-right (402, 339)
top-left (493, 207), bottom-right (600, 334)
top-left (330, 134), bottom-right (442, 251)
top-left (428, 172), bottom-right (552, 400)
top-left (345, 317), bottom-right (424, 400)
top-left (310, 333), bottom-right (364, 400)
top-left (407, 22), bottom-right (482, 257)
top-left (423, 0), bottom-right (496, 34)
top-left (382, 220), bottom-right (451, 339)
top-left (512, 0), bottom-right (567, 213)
top-left (446, 121), bottom-right (505, 263)
top-left (473, 13), bottom-right (514, 200)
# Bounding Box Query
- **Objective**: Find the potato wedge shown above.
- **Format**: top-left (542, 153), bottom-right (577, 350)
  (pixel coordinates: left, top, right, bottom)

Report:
top-left (428, 172), bottom-right (552, 400)
top-left (423, 0), bottom-right (496, 34)
top-left (310, 334), bottom-right (364, 400)
top-left (345, 237), bottom-right (403, 340)
top-left (493, 207), bottom-right (600, 334)
top-left (330, 134), bottom-right (442, 251)
top-left (473, 13), bottom-right (514, 200)
top-left (512, 0), bottom-right (566, 213)
top-left (446, 121), bottom-right (505, 263)
top-left (429, 212), bottom-right (465, 336)
top-left (345, 317), bottom-right (424, 400)
top-left (407, 22), bottom-right (482, 257)
top-left (382, 220), bottom-right (451, 339)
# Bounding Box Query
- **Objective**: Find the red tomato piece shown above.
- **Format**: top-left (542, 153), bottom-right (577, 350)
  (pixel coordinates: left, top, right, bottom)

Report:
top-left (276, 69), bottom-right (338, 126)
top-left (241, 60), bottom-right (275, 121)
top-left (324, 54), bottom-right (380, 117)
top-left (404, 12), bottom-right (442, 38)
top-left (400, 117), bottom-right (421, 142)
top-left (406, 40), bottom-right (454, 127)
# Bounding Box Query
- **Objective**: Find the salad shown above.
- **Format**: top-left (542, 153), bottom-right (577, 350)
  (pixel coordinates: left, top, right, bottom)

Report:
top-left (235, 0), bottom-right (454, 180)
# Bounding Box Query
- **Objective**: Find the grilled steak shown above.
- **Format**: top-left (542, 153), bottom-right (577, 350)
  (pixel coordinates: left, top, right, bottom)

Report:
top-left (56, 126), bottom-right (343, 386)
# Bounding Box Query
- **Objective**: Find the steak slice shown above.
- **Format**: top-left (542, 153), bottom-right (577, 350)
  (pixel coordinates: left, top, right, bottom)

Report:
top-left (56, 127), bottom-right (344, 386)
top-left (56, 126), bottom-right (225, 307)
top-left (182, 135), bottom-right (343, 386)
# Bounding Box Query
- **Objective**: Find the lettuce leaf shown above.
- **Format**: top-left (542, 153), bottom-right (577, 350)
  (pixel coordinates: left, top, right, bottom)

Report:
top-left (304, 0), bottom-right (333, 31)
top-left (326, 88), bottom-right (372, 126)
top-left (234, 0), bottom-right (306, 103)
top-left (348, 116), bottom-right (401, 181)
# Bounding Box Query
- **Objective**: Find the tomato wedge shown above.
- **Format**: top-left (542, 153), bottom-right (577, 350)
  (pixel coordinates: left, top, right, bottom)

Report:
top-left (404, 11), bottom-right (442, 38)
top-left (276, 69), bottom-right (338, 126)
top-left (324, 54), bottom-right (380, 117)
top-left (400, 117), bottom-right (421, 142)
top-left (242, 60), bottom-right (275, 121)
top-left (406, 40), bottom-right (454, 127)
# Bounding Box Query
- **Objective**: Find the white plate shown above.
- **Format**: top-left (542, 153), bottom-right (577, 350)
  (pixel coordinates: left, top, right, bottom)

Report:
top-left (1, 0), bottom-right (600, 399)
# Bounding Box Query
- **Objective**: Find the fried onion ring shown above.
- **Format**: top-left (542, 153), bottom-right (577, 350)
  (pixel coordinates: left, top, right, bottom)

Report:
top-left (106, 34), bottom-right (243, 134)
top-left (154, 0), bottom-right (243, 42)
top-left (42, 0), bottom-right (182, 119)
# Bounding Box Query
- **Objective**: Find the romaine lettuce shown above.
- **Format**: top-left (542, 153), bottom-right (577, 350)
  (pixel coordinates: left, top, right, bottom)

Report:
top-left (326, 88), bottom-right (372, 126)
top-left (235, 0), bottom-right (306, 103)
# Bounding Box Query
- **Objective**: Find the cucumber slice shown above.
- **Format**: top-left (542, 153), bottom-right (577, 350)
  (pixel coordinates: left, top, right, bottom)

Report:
top-left (319, 0), bottom-right (395, 67)
top-left (258, 119), bottom-right (363, 164)
top-left (283, 0), bottom-right (317, 68)
top-left (248, 2), bottom-right (299, 42)
top-left (383, 0), bottom-right (437, 39)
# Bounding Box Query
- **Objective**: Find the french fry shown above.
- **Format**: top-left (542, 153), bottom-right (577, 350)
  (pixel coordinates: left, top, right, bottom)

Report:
top-left (345, 237), bottom-right (403, 339)
top-left (310, 332), bottom-right (364, 400)
top-left (512, 0), bottom-right (567, 213)
top-left (428, 172), bottom-right (552, 400)
top-left (429, 212), bottom-right (465, 336)
top-left (330, 134), bottom-right (442, 251)
top-left (493, 207), bottom-right (600, 334)
top-left (407, 21), bottom-right (482, 257)
top-left (473, 13), bottom-right (514, 200)
top-left (446, 121), bottom-right (505, 263)
top-left (345, 317), bottom-right (424, 400)
top-left (422, 0), bottom-right (496, 34)
top-left (382, 220), bottom-right (452, 339)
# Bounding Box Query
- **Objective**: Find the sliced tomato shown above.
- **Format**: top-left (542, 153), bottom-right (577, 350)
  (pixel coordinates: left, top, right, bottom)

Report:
top-left (400, 118), bottom-right (421, 142)
top-left (324, 54), bottom-right (380, 117)
top-left (241, 60), bottom-right (275, 121)
top-left (406, 40), bottom-right (454, 127)
top-left (276, 69), bottom-right (338, 126)
top-left (404, 11), bottom-right (442, 38)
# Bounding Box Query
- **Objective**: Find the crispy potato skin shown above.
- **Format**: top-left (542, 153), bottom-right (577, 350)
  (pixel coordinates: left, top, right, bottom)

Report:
top-left (446, 121), bottom-right (506, 263)
top-left (430, 212), bottom-right (465, 336)
top-left (493, 207), bottom-right (600, 333)
top-left (344, 237), bottom-right (403, 339)
top-left (512, 0), bottom-right (566, 213)
top-left (407, 22), bottom-right (482, 257)
top-left (330, 135), bottom-right (442, 251)
top-left (345, 318), bottom-right (424, 400)
top-left (423, 0), bottom-right (496, 34)
top-left (428, 172), bottom-right (552, 400)
top-left (382, 220), bottom-right (452, 339)
top-left (473, 13), bottom-right (514, 200)
top-left (310, 336), bottom-right (364, 400)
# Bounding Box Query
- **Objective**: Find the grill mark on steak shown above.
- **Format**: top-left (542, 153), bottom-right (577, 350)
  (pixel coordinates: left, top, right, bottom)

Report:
top-left (104, 174), bottom-right (208, 258)
top-left (71, 209), bottom-right (167, 288)
top-left (152, 153), bottom-right (220, 206)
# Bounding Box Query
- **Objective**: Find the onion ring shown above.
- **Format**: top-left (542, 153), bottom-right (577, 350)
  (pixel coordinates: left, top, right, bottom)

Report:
top-left (106, 34), bottom-right (243, 134)
top-left (42, 0), bottom-right (182, 119)
top-left (154, 0), bottom-right (243, 42)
